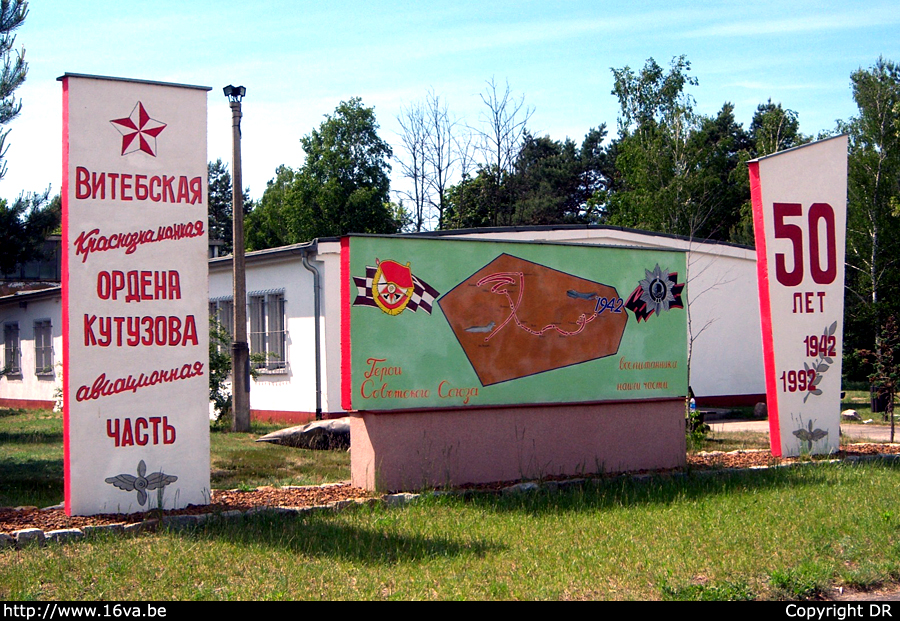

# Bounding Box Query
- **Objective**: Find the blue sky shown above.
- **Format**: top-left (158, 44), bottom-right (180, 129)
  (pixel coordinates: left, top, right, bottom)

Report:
top-left (4, 0), bottom-right (899, 204)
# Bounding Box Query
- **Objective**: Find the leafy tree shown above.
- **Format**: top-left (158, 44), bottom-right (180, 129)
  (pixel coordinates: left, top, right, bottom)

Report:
top-left (443, 167), bottom-right (507, 229)
top-left (687, 103), bottom-right (752, 241)
top-left (606, 57), bottom-right (753, 242)
top-left (842, 58), bottom-right (900, 377)
top-left (245, 165), bottom-right (295, 251)
top-left (0, 190), bottom-right (59, 275)
top-left (749, 99), bottom-right (808, 157)
top-left (509, 128), bottom-right (612, 225)
top-left (207, 158), bottom-right (252, 255)
top-left (857, 315), bottom-right (900, 440)
top-left (0, 2), bottom-right (58, 275)
top-left (444, 126), bottom-right (613, 229)
top-left (603, 56), bottom-right (762, 245)
top-left (246, 98), bottom-right (400, 246)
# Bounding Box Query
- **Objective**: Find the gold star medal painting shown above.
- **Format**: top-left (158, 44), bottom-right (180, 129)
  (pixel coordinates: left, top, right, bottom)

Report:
top-left (353, 258), bottom-right (440, 316)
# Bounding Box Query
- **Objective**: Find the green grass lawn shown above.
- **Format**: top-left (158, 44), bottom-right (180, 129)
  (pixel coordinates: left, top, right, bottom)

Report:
top-left (4, 407), bottom-right (900, 600)
top-left (4, 461), bottom-right (900, 600)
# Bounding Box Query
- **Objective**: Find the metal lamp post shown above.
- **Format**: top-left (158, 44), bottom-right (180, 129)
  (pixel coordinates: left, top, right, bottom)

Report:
top-left (224, 84), bottom-right (250, 432)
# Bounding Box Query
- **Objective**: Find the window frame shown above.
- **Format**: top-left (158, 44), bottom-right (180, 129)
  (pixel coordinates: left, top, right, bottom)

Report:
top-left (33, 318), bottom-right (54, 376)
top-left (248, 290), bottom-right (287, 373)
top-left (3, 322), bottom-right (21, 376)
top-left (209, 296), bottom-right (234, 354)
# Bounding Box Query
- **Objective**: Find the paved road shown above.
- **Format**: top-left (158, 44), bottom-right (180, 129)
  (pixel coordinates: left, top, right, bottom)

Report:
top-left (710, 418), bottom-right (899, 443)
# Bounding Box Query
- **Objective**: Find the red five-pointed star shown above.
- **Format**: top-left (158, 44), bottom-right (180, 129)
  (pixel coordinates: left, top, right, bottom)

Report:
top-left (110, 102), bottom-right (167, 156)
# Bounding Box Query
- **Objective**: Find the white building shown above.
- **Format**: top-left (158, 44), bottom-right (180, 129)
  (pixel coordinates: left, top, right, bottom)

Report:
top-left (0, 286), bottom-right (63, 410)
top-left (2, 226), bottom-right (765, 417)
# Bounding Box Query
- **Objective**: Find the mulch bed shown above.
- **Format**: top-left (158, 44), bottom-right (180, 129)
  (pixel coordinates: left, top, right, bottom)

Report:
top-left (3, 443), bottom-right (900, 535)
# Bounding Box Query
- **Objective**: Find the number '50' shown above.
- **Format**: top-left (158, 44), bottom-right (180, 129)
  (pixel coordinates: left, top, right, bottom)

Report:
top-left (773, 202), bottom-right (837, 287)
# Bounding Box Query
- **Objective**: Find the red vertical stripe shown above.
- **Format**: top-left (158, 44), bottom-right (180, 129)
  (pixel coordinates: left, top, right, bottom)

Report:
top-left (60, 77), bottom-right (72, 514)
top-left (749, 160), bottom-right (782, 456)
top-left (340, 236), bottom-right (352, 412)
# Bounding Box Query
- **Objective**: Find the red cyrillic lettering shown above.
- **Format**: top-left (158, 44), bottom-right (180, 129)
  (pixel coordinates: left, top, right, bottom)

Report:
top-left (141, 316), bottom-right (154, 345)
top-left (92, 172), bottom-right (105, 200)
top-left (168, 271), bottom-right (181, 299)
top-left (182, 315), bottom-right (198, 346)
top-left (126, 271), bottom-right (142, 303)
top-left (135, 174), bottom-right (148, 200)
top-left (106, 419), bottom-right (120, 447)
top-left (140, 271), bottom-right (152, 300)
top-left (154, 316), bottom-right (167, 345)
top-left (163, 417), bottom-right (176, 444)
top-left (97, 317), bottom-right (111, 347)
top-left (135, 417), bottom-right (148, 446)
top-left (177, 176), bottom-right (189, 203)
top-left (120, 173), bottom-right (133, 201)
top-left (155, 272), bottom-right (167, 300)
top-left (162, 175), bottom-right (175, 202)
top-left (84, 314), bottom-right (97, 346)
top-left (76, 167), bottom-right (90, 199)
top-left (168, 316), bottom-right (182, 345)
top-left (97, 271), bottom-right (111, 299)
top-left (112, 271), bottom-right (125, 300)
top-left (149, 416), bottom-right (161, 444)
top-left (149, 176), bottom-right (161, 202)
top-left (127, 317), bottom-right (140, 346)
top-left (107, 173), bottom-right (119, 200)
top-left (113, 316), bottom-right (125, 346)
top-left (121, 418), bottom-right (134, 447)
top-left (190, 177), bottom-right (202, 204)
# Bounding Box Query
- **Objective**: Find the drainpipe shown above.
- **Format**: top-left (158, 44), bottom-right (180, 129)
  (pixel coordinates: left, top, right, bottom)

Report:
top-left (299, 242), bottom-right (322, 421)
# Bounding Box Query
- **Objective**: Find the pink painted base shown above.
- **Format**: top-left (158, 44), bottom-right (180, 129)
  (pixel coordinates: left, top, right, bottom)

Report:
top-left (351, 399), bottom-right (686, 492)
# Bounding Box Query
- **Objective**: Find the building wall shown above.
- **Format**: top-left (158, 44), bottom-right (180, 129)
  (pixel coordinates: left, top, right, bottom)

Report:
top-left (0, 294), bottom-right (62, 409)
top-left (208, 242), bottom-right (342, 421)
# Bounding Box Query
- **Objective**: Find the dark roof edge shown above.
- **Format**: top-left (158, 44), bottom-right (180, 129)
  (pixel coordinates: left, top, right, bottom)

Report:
top-left (57, 73), bottom-right (212, 92)
top-left (0, 285), bottom-right (62, 305)
top-left (208, 238), bottom-right (337, 268)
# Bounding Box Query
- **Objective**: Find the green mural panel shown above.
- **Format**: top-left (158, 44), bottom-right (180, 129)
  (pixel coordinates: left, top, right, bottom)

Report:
top-left (346, 235), bottom-right (688, 411)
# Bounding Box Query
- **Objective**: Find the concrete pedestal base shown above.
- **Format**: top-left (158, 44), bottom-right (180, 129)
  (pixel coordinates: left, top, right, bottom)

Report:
top-left (350, 399), bottom-right (686, 492)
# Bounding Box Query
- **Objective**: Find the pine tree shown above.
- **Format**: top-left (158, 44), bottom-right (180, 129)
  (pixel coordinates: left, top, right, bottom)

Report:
top-left (0, 0), bottom-right (28, 181)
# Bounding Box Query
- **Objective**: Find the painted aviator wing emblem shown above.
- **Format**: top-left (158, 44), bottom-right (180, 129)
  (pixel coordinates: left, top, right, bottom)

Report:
top-left (105, 460), bottom-right (178, 506)
top-left (793, 420), bottom-right (828, 452)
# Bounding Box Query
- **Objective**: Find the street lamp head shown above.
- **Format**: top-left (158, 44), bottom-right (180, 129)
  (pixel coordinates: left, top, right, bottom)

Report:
top-left (223, 85), bottom-right (246, 102)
